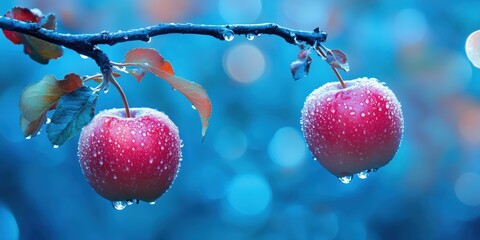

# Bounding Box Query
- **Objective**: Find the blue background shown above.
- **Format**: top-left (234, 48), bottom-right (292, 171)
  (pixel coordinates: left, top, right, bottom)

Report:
top-left (1, 0), bottom-right (480, 239)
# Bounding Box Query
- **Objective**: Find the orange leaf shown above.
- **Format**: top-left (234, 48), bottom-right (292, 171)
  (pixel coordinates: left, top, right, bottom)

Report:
top-left (123, 48), bottom-right (174, 82)
top-left (20, 112), bottom-right (46, 138)
top-left (122, 48), bottom-right (212, 138)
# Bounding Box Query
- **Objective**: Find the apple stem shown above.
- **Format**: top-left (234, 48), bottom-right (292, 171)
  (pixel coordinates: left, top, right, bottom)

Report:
top-left (107, 72), bottom-right (131, 118)
top-left (331, 66), bottom-right (346, 88)
top-left (315, 46), bottom-right (346, 89)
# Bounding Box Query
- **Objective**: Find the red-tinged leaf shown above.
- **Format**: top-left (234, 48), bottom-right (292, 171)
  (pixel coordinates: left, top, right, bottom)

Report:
top-left (2, 8), bottom-right (63, 64)
top-left (19, 73), bottom-right (83, 121)
top-left (2, 7), bottom-right (42, 44)
top-left (20, 112), bottom-right (47, 138)
top-left (326, 49), bottom-right (350, 72)
top-left (122, 48), bottom-right (174, 82)
top-left (122, 48), bottom-right (212, 138)
top-left (290, 49), bottom-right (312, 80)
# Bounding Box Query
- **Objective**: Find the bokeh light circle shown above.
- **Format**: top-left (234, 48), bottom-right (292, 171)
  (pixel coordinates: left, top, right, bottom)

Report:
top-left (218, 0), bottom-right (262, 23)
top-left (466, 30), bottom-right (480, 68)
top-left (392, 8), bottom-right (429, 47)
top-left (223, 43), bottom-right (266, 84)
top-left (455, 172), bottom-right (480, 206)
top-left (283, 0), bottom-right (328, 29)
top-left (268, 127), bottom-right (307, 168)
top-left (226, 174), bottom-right (272, 216)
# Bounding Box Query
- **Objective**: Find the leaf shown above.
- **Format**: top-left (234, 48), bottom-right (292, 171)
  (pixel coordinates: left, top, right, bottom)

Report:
top-left (20, 112), bottom-right (46, 138)
top-left (290, 48), bottom-right (312, 80)
top-left (19, 73), bottom-right (83, 122)
top-left (2, 8), bottom-right (63, 64)
top-left (326, 49), bottom-right (350, 72)
top-left (123, 48), bottom-right (174, 82)
top-left (122, 48), bottom-right (212, 138)
top-left (2, 7), bottom-right (42, 44)
top-left (46, 87), bottom-right (99, 146)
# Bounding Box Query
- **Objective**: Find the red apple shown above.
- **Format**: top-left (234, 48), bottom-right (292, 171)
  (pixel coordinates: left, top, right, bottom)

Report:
top-left (78, 108), bottom-right (182, 209)
top-left (301, 77), bottom-right (403, 182)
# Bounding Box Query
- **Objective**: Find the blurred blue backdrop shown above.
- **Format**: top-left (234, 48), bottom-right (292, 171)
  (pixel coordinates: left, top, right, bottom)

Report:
top-left (1, 0), bottom-right (480, 239)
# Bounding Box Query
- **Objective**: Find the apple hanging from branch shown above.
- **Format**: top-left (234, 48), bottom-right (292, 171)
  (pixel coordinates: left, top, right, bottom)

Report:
top-left (0, 7), bottom-right (404, 209)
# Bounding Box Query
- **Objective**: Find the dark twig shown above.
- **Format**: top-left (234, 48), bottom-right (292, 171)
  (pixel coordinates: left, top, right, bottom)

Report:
top-left (0, 16), bottom-right (327, 75)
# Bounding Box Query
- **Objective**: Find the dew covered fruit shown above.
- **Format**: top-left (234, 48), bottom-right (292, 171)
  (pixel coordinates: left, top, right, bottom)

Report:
top-left (78, 108), bottom-right (182, 206)
top-left (301, 78), bottom-right (403, 181)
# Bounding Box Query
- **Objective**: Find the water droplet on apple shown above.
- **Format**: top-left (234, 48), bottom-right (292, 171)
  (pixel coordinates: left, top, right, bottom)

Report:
top-left (53, 145), bottom-right (59, 149)
top-left (246, 33), bottom-right (255, 41)
top-left (149, 158), bottom-right (154, 164)
top-left (223, 29), bottom-right (234, 41)
top-left (25, 135), bottom-right (32, 140)
top-left (338, 175), bottom-right (353, 184)
top-left (191, 105), bottom-right (196, 110)
top-left (350, 111), bottom-right (356, 115)
top-left (330, 108), bottom-right (336, 113)
top-left (357, 170), bottom-right (369, 179)
top-left (361, 112), bottom-right (366, 117)
top-left (113, 174), bottom-right (118, 180)
top-left (112, 201), bottom-right (127, 210)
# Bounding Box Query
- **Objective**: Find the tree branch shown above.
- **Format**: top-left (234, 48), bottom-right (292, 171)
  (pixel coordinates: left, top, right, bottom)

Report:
top-left (0, 16), bottom-right (327, 74)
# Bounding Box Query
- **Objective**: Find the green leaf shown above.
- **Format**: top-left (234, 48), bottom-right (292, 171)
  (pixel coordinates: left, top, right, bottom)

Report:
top-left (122, 48), bottom-right (212, 139)
top-left (19, 73), bottom-right (83, 138)
top-left (46, 86), bottom-right (99, 146)
top-left (19, 73), bottom-right (83, 121)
